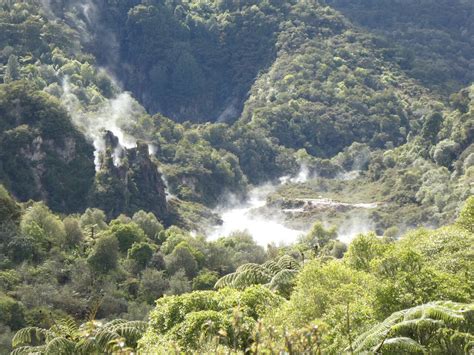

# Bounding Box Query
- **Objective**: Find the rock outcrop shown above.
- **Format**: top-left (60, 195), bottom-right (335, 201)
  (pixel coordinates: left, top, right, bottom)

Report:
top-left (91, 130), bottom-right (168, 222)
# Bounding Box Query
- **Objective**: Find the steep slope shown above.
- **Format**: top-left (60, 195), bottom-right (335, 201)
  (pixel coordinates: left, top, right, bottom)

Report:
top-left (0, 82), bottom-right (95, 212)
top-left (324, 0), bottom-right (474, 94)
top-left (39, 0), bottom-right (290, 122)
top-left (240, 3), bottom-right (440, 157)
top-left (0, 0), bottom-right (472, 225)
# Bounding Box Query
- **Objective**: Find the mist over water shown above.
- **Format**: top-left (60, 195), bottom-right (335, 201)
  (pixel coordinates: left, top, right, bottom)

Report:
top-left (208, 167), bottom-right (376, 247)
top-left (336, 213), bottom-right (375, 244)
top-left (208, 183), bottom-right (305, 246)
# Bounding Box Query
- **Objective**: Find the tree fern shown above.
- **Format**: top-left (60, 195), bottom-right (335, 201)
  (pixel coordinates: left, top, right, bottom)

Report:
top-left (233, 267), bottom-right (272, 288)
top-left (12, 327), bottom-right (51, 348)
top-left (261, 260), bottom-right (281, 275)
top-left (375, 337), bottom-right (426, 354)
top-left (11, 316), bottom-right (147, 354)
top-left (44, 337), bottom-right (76, 353)
top-left (268, 269), bottom-right (299, 289)
top-left (276, 255), bottom-right (300, 270)
top-left (352, 301), bottom-right (474, 354)
top-left (10, 345), bottom-right (47, 355)
top-left (214, 272), bottom-right (240, 289)
top-left (215, 255), bottom-right (300, 296)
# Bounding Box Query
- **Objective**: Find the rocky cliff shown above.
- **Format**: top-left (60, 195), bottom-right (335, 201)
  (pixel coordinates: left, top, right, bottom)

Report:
top-left (90, 130), bottom-right (168, 222)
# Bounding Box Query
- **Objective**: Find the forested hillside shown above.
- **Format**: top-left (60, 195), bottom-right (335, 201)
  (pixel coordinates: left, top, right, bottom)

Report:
top-left (0, 0), bottom-right (472, 353)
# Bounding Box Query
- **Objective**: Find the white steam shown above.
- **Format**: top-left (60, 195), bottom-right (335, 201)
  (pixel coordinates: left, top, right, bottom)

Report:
top-left (279, 164), bottom-right (311, 184)
top-left (208, 183), bottom-right (305, 246)
top-left (80, 0), bottom-right (98, 26)
top-left (148, 144), bottom-right (158, 156)
top-left (61, 78), bottom-right (142, 169)
top-left (210, 165), bottom-right (377, 247)
top-left (336, 212), bottom-right (376, 244)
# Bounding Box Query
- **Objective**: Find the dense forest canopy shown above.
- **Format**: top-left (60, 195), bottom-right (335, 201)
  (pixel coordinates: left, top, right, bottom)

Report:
top-left (0, 0), bottom-right (472, 354)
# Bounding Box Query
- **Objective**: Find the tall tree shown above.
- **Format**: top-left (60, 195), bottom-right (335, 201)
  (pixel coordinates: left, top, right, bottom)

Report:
top-left (4, 55), bottom-right (20, 83)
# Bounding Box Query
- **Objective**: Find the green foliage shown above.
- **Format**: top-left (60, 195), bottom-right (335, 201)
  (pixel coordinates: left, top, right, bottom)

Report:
top-left (139, 269), bottom-right (169, 304)
top-left (20, 202), bottom-right (66, 253)
top-left (4, 54), bottom-right (20, 83)
top-left (0, 293), bottom-right (25, 330)
top-left (457, 196), bottom-right (474, 233)
top-left (300, 222), bottom-right (338, 251)
top-left (79, 208), bottom-right (108, 233)
top-left (353, 301), bottom-right (474, 354)
top-left (0, 2), bottom-right (473, 354)
top-left (421, 112), bottom-right (443, 143)
top-left (266, 259), bottom-right (377, 351)
top-left (87, 234), bottom-right (119, 273)
top-left (344, 232), bottom-right (388, 271)
top-left (193, 270), bottom-right (219, 291)
top-left (62, 216), bottom-right (83, 248)
top-left (215, 255), bottom-right (300, 298)
top-left (325, 0), bottom-right (474, 94)
top-left (432, 139), bottom-right (460, 168)
top-left (167, 269), bottom-right (192, 296)
top-left (139, 285), bottom-right (284, 352)
top-left (0, 82), bottom-right (95, 212)
top-left (109, 222), bottom-right (146, 253)
top-left (127, 242), bottom-right (154, 270)
top-left (90, 140), bottom-right (169, 220)
top-left (113, 0), bottom-right (284, 122)
top-left (0, 184), bottom-right (20, 224)
top-left (11, 316), bottom-right (147, 354)
top-left (132, 210), bottom-right (163, 241)
top-left (165, 242), bottom-right (199, 278)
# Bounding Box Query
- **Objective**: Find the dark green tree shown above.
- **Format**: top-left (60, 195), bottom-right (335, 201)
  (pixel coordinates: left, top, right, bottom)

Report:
top-left (128, 242), bottom-right (154, 270)
top-left (4, 55), bottom-right (20, 83)
top-left (110, 222), bottom-right (146, 253)
top-left (87, 234), bottom-right (119, 273)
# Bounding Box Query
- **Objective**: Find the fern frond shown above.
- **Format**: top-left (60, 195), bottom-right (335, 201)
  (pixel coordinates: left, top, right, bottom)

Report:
top-left (215, 272), bottom-right (239, 289)
top-left (353, 309), bottom-right (406, 351)
top-left (50, 316), bottom-right (79, 340)
top-left (12, 327), bottom-right (50, 347)
top-left (105, 320), bottom-right (147, 343)
top-left (103, 319), bottom-right (129, 327)
top-left (95, 329), bottom-right (121, 350)
top-left (11, 345), bottom-right (46, 355)
top-left (85, 296), bottom-right (103, 322)
top-left (235, 263), bottom-right (263, 273)
top-left (353, 302), bottom-right (474, 353)
top-left (268, 269), bottom-right (298, 290)
top-left (233, 268), bottom-right (271, 288)
top-left (375, 337), bottom-right (426, 354)
top-left (74, 337), bottom-right (99, 354)
top-left (391, 318), bottom-right (445, 337)
top-left (45, 336), bottom-right (76, 353)
top-left (276, 255), bottom-right (300, 270)
top-left (261, 260), bottom-right (282, 275)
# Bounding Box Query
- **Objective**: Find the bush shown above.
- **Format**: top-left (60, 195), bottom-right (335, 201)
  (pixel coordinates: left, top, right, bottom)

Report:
top-left (140, 285), bottom-right (283, 352)
top-left (0, 294), bottom-right (25, 330)
top-left (165, 243), bottom-right (198, 278)
top-left (110, 222), bottom-right (146, 253)
top-left (128, 242), bottom-right (154, 270)
top-left (139, 269), bottom-right (169, 304)
top-left (63, 216), bottom-right (83, 247)
top-left (432, 139), bottom-right (459, 168)
top-left (192, 270), bottom-right (219, 291)
top-left (132, 210), bottom-right (163, 241)
top-left (0, 185), bottom-right (21, 224)
top-left (457, 196), bottom-right (474, 233)
top-left (87, 234), bottom-right (119, 273)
